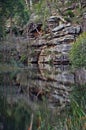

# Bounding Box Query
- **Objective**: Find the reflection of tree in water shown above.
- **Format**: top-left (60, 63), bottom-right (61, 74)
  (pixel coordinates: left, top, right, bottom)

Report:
top-left (0, 94), bottom-right (70, 130)
top-left (0, 95), bottom-right (31, 130)
top-left (0, 64), bottom-right (75, 112)
top-left (0, 65), bottom-right (86, 130)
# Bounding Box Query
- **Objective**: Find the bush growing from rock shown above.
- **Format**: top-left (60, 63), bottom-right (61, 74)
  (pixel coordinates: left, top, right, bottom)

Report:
top-left (69, 32), bottom-right (86, 68)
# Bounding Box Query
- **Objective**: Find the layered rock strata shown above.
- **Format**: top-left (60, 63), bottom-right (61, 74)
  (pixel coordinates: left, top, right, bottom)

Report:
top-left (25, 16), bottom-right (81, 65)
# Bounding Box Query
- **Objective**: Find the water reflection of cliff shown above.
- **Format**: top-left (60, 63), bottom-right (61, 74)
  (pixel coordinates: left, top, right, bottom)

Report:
top-left (0, 64), bottom-right (75, 111)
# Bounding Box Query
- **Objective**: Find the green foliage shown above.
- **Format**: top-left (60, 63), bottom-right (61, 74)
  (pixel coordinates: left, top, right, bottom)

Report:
top-left (69, 33), bottom-right (86, 68)
top-left (65, 10), bottom-right (75, 18)
top-left (0, 0), bottom-right (30, 39)
top-left (66, 84), bottom-right (86, 130)
top-left (64, 16), bottom-right (72, 22)
top-left (20, 54), bottom-right (27, 64)
top-left (65, 99), bottom-right (86, 130)
top-left (32, 0), bottom-right (51, 28)
top-left (72, 84), bottom-right (86, 112)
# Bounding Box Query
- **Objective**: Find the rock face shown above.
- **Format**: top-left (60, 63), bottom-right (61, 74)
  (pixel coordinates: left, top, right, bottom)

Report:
top-left (23, 15), bottom-right (81, 65)
top-left (1, 15), bottom-right (82, 65)
top-left (82, 13), bottom-right (86, 32)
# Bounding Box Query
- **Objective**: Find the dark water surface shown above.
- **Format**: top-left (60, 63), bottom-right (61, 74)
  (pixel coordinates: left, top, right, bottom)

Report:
top-left (0, 64), bottom-right (86, 130)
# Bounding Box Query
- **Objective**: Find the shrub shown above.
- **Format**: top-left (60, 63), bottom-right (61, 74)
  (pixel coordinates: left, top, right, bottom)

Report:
top-left (64, 16), bottom-right (72, 22)
top-left (69, 33), bottom-right (86, 68)
top-left (65, 10), bottom-right (75, 18)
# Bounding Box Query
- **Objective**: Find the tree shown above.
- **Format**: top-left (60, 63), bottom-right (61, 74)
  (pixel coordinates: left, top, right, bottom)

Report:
top-left (0, 0), bottom-right (30, 39)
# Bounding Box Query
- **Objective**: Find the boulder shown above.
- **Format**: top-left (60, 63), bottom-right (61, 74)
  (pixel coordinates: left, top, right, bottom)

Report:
top-left (63, 25), bottom-right (81, 34)
top-left (54, 44), bottom-right (72, 53)
top-left (75, 25), bottom-right (81, 34)
top-left (52, 23), bottom-right (71, 32)
top-left (82, 13), bottom-right (86, 32)
top-left (48, 16), bottom-right (66, 23)
top-left (52, 24), bottom-right (64, 32)
top-left (75, 68), bottom-right (86, 85)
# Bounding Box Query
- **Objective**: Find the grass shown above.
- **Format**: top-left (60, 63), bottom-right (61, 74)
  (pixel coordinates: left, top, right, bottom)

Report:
top-left (69, 33), bottom-right (86, 69)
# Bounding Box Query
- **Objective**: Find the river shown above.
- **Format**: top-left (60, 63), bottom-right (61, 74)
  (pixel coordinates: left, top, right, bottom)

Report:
top-left (0, 63), bottom-right (86, 130)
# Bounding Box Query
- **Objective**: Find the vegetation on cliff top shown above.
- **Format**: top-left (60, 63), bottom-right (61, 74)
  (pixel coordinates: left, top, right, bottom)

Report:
top-left (0, 0), bottom-right (86, 39)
